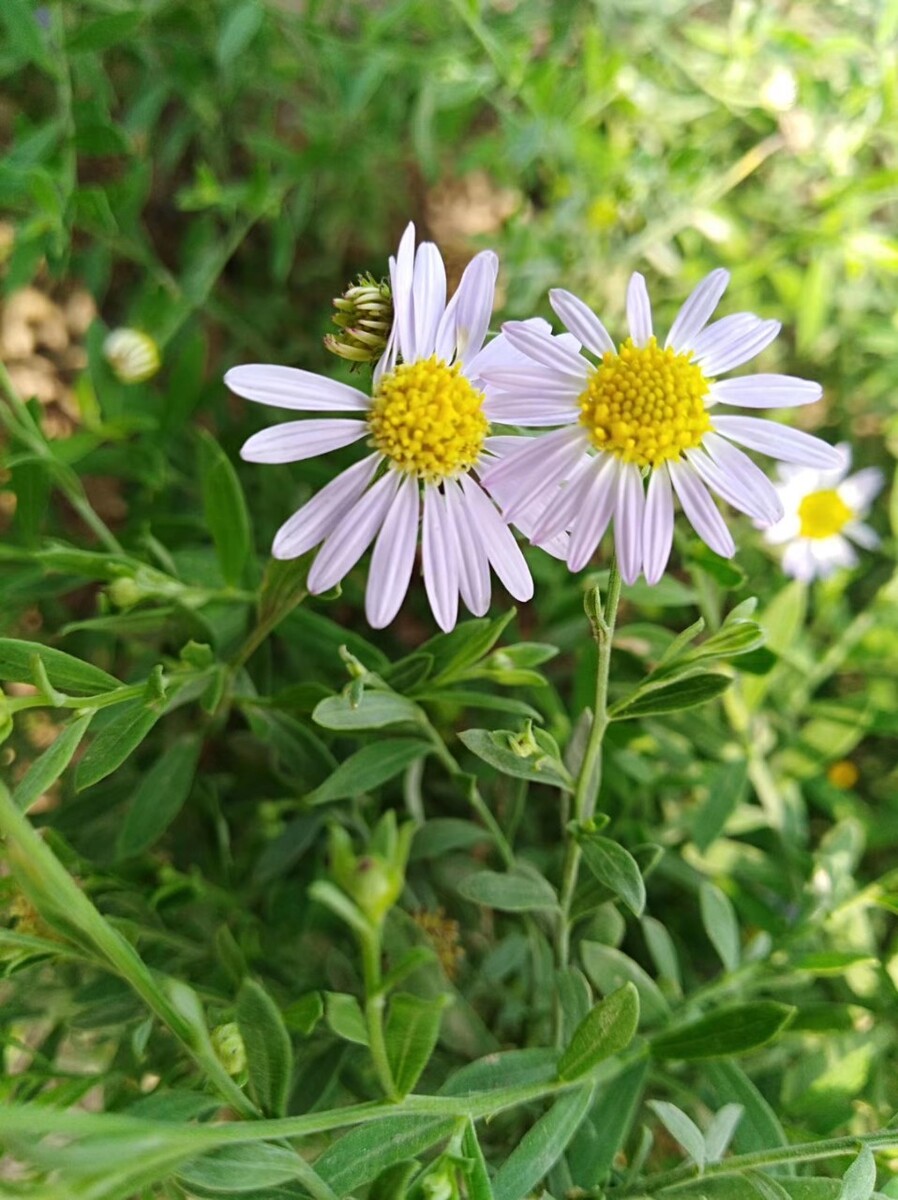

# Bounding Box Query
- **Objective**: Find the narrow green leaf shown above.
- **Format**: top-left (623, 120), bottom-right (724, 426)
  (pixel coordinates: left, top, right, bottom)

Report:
top-left (462, 1118), bottom-right (496, 1200)
top-left (236, 979), bottom-right (294, 1117)
top-left (316, 1116), bottom-right (455, 1194)
top-left (581, 942), bottom-right (670, 1024)
top-left (650, 1002), bottom-right (795, 1061)
top-left (744, 1168), bottom-right (793, 1199)
top-left (0, 637), bottom-right (120, 694)
top-left (306, 739), bottom-right (431, 805)
top-left (313, 691), bottom-right (422, 731)
top-left (199, 430), bottom-right (252, 587)
top-left (13, 712), bottom-right (93, 812)
top-left (707, 1061), bottom-right (793, 1172)
top-left (700, 881), bottom-right (741, 973)
top-left (648, 1100), bottom-right (706, 1168)
top-left (423, 610), bottom-right (515, 682)
top-left (458, 728), bottom-right (573, 791)
top-left (492, 1083), bottom-right (594, 1200)
top-left (610, 672), bottom-right (731, 719)
top-left (116, 737), bottom-right (201, 857)
top-left (567, 1060), bottom-right (648, 1188)
top-left (177, 1143), bottom-right (310, 1193)
top-left (558, 982), bottom-right (640, 1080)
top-left (217, 0), bottom-right (265, 68)
top-left (458, 867), bottom-right (558, 912)
top-left (325, 992), bottom-right (368, 1045)
top-left (385, 992), bottom-right (446, 1097)
top-left (839, 1146), bottom-right (876, 1200)
top-left (75, 699), bottom-right (161, 791)
top-left (578, 835), bottom-right (646, 917)
top-left (704, 1103), bottom-right (744, 1162)
top-left (67, 12), bottom-right (143, 53)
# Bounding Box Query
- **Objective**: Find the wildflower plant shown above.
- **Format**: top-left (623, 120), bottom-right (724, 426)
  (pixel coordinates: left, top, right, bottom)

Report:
top-left (1, 4), bottom-right (898, 1200)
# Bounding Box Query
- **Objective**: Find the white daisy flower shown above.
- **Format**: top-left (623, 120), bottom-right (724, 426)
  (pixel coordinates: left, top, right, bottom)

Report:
top-left (761, 444), bottom-right (883, 581)
top-left (225, 223), bottom-right (545, 632)
top-left (478, 270), bottom-right (843, 585)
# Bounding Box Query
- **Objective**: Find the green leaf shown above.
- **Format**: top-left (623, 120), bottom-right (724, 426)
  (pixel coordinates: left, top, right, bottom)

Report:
top-left (422, 610), bottom-right (515, 682)
top-left (457, 867), bottom-right (558, 912)
top-left (839, 1146), bottom-right (876, 1200)
top-left (462, 1118), bottom-right (496, 1200)
top-left (0, 638), bottom-right (120, 694)
top-left (458, 728), bottom-right (573, 791)
top-left (305, 738), bottom-right (431, 805)
top-left (610, 672), bottom-right (732, 719)
top-left (369, 1161), bottom-right (420, 1200)
top-left (704, 1103), bottom-right (744, 1162)
top-left (567, 1060), bottom-right (648, 1188)
top-left (13, 712), bottom-right (93, 813)
top-left (67, 12), bottom-right (143, 53)
top-left (441, 1048), bottom-right (558, 1095)
top-left (385, 992), bottom-right (446, 1097)
top-left (236, 978), bottom-right (294, 1117)
top-left (577, 834), bottom-right (646, 917)
top-left (411, 817), bottom-right (489, 860)
top-left (557, 982), bottom-right (640, 1080)
top-left (707, 1062), bottom-right (793, 1171)
top-left (650, 1002), bottom-right (795, 1061)
top-left (1, 0), bottom-right (56, 74)
top-left (217, 1), bottom-right (265, 68)
top-left (177, 1143), bottom-right (310, 1193)
top-left (492, 1083), bottom-right (594, 1200)
top-left (115, 736), bottom-right (201, 857)
top-left (282, 992), bottom-right (324, 1036)
top-left (648, 1100), bottom-right (706, 1168)
top-left (75, 698), bottom-right (161, 791)
top-left (325, 992), bottom-right (368, 1045)
top-left (700, 882), bottom-right (741, 973)
top-left (581, 942), bottom-right (670, 1024)
top-left (316, 1116), bottom-right (455, 1194)
top-left (691, 759), bottom-right (749, 852)
top-left (313, 691), bottom-right (423, 731)
top-left (199, 430), bottom-right (252, 587)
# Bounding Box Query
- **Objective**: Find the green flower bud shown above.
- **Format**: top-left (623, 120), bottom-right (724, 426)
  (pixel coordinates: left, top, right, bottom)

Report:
top-left (211, 1022), bottom-right (247, 1077)
top-left (324, 273), bottom-right (393, 367)
top-left (107, 576), bottom-right (143, 609)
top-left (327, 814), bottom-right (414, 926)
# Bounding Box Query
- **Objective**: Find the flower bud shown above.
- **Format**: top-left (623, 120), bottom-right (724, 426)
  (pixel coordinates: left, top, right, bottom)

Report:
top-left (211, 1022), bottom-right (247, 1077)
top-left (103, 328), bottom-right (161, 384)
top-left (324, 273), bottom-right (393, 366)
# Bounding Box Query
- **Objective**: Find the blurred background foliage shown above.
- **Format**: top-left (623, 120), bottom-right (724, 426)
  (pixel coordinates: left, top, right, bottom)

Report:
top-left (3, 0), bottom-right (898, 1196)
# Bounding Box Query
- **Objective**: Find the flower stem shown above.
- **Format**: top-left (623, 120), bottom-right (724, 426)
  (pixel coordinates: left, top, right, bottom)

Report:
top-left (557, 556), bottom-right (623, 976)
top-left (360, 924), bottom-right (400, 1101)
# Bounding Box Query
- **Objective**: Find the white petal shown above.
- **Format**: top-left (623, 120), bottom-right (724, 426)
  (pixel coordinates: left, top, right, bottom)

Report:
top-left (839, 467), bottom-right (884, 514)
top-left (712, 416), bottom-right (843, 469)
top-left (694, 318), bottom-right (780, 377)
top-left (434, 250), bottom-right (498, 367)
top-left (393, 222), bottom-right (417, 363)
top-left (567, 455), bottom-right (620, 572)
top-left (240, 418), bottom-right (368, 464)
top-left (411, 242), bottom-right (447, 360)
top-left (615, 463), bottom-right (645, 584)
top-left (365, 475), bottom-right (420, 628)
top-left (710, 374), bottom-right (822, 409)
top-left (444, 478), bottom-right (491, 617)
top-left (693, 433), bottom-right (784, 523)
top-left (460, 474), bottom-right (533, 602)
top-left (500, 321), bottom-right (590, 379)
top-left (272, 452), bottom-right (382, 559)
top-left (846, 521), bottom-right (880, 551)
top-left (465, 318), bottom-right (552, 379)
top-left (225, 365), bottom-right (369, 411)
top-left (529, 456), bottom-right (595, 541)
top-left (626, 273), bottom-right (653, 347)
top-left (762, 513), bottom-right (801, 545)
top-left (665, 269), bottom-right (729, 352)
top-left (548, 288), bottom-right (615, 356)
top-left (668, 459), bottom-right (735, 558)
top-left (307, 469), bottom-right (401, 594)
top-left (483, 395), bottom-right (579, 426)
top-left (782, 539), bottom-right (817, 581)
top-left (479, 364), bottom-right (584, 397)
top-left (643, 465), bottom-right (674, 585)
top-left (489, 428), bottom-right (586, 521)
top-left (422, 485), bottom-right (459, 632)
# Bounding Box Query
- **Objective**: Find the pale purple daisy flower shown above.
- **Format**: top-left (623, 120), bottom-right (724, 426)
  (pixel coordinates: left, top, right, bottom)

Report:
top-left (761, 444), bottom-right (883, 581)
top-left (479, 271), bottom-right (843, 585)
top-left (225, 223), bottom-right (562, 632)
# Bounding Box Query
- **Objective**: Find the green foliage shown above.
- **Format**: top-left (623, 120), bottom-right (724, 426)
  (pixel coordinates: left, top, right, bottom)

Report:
top-left (2, 1), bottom-right (898, 1197)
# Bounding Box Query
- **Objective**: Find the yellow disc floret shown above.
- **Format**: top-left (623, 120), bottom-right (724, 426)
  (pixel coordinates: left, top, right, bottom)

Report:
top-left (368, 355), bottom-right (488, 481)
top-left (797, 489), bottom-right (853, 539)
top-left (579, 336), bottom-right (711, 467)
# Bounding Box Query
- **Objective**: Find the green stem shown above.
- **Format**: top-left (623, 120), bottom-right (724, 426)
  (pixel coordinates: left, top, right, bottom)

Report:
top-left (0, 784), bottom-right (257, 1117)
top-left (360, 924), bottom-right (400, 1102)
top-left (557, 556), bottom-right (622, 974)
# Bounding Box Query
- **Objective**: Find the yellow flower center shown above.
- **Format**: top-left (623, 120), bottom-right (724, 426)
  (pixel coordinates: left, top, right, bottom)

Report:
top-left (797, 489), bottom-right (853, 539)
top-left (578, 337), bottom-right (711, 467)
top-left (368, 355), bottom-right (488, 480)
